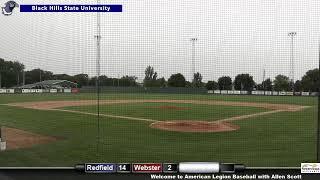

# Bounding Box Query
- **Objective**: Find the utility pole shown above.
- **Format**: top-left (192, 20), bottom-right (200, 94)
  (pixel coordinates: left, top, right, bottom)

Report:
top-left (22, 70), bottom-right (25, 85)
top-left (118, 74), bottom-right (120, 87)
top-left (262, 67), bottom-right (266, 94)
top-left (17, 71), bottom-right (19, 86)
top-left (39, 68), bottom-right (42, 82)
top-left (191, 38), bottom-right (198, 82)
top-left (288, 32), bottom-right (296, 92)
top-left (0, 67), bottom-right (4, 88)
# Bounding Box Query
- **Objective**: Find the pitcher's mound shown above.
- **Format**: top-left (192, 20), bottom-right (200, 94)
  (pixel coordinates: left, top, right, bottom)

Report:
top-left (150, 121), bottom-right (239, 132)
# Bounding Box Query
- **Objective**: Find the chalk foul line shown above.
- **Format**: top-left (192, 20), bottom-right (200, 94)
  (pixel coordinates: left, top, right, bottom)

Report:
top-left (215, 110), bottom-right (285, 123)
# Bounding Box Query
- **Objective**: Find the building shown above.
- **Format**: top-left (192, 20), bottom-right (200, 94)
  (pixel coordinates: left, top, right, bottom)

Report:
top-left (18, 80), bottom-right (78, 89)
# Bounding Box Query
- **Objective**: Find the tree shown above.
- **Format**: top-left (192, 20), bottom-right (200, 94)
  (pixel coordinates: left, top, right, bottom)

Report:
top-left (0, 59), bottom-right (25, 87)
top-left (205, 81), bottom-right (218, 90)
top-left (185, 81), bottom-right (193, 88)
top-left (119, 76), bottom-right (138, 86)
top-left (158, 77), bottom-right (166, 88)
top-left (41, 70), bottom-right (54, 81)
top-left (88, 76), bottom-right (97, 86)
top-left (301, 68), bottom-right (319, 92)
top-left (261, 78), bottom-right (273, 91)
top-left (72, 74), bottom-right (89, 87)
top-left (144, 66), bottom-right (159, 87)
top-left (234, 74), bottom-right (255, 91)
top-left (12, 61), bottom-right (25, 86)
top-left (97, 75), bottom-right (109, 86)
top-left (168, 73), bottom-right (186, 87)
top-left (144, 66), bottom-right (157, 80)
top-left (294, 80), bottom-right (302, 92)
top-left (255, 83), bottom-right (264, 90)
top-left (218, 76), bottom-right (232, 90)
top-left (0, 59), bottom-right (15, 87)
top-left (192, 72), bottom-right (203, 88)
top-left (24, 69), bottom-right (54, 85)
top-left (273, 75), bottom-right (290, 91)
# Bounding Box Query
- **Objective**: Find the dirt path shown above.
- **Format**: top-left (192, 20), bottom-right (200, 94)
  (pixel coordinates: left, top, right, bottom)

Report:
top-left (1, 127), bottom-right (58, 150)
top-left (5, 99), bottom-right (310, 133)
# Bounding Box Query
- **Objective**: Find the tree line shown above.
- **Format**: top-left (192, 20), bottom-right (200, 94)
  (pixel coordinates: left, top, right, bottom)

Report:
top-left (0, 58), bottom-right (137, 88)
top-left (143, 65), bottom-right (319, 92)
top-left (0, 58), bottom-right (319, 92)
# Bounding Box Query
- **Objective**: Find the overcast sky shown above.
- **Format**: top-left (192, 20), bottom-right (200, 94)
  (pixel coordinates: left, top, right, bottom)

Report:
top-left (0, 0), bottom-right (319, 82)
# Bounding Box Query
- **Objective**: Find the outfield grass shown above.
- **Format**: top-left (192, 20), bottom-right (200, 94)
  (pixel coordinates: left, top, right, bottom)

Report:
top-left (0, 93), bottom-right (317, 105)
top-left (0, 93), bottom-right (318, 167)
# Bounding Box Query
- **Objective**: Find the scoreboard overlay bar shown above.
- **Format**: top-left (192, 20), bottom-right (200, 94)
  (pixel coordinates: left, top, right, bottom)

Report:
top-left (77, 162), bottom-right (246, 173)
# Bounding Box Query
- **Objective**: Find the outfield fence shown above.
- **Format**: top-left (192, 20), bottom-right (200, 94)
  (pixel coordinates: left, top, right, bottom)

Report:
top-left (208, 90), bottom-right (319, 96)
top-left (0, 88), bottom-right (79, 94)
top-left (0, 87), bottom-right (318, 96)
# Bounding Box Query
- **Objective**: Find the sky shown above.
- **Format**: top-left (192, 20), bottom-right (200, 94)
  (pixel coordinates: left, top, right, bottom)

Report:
top-left (0, 0), bottom-right (319, 83)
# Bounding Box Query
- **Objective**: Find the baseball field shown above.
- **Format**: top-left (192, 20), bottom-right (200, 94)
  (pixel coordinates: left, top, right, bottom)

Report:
top-left (0, 93), bottom-right (318, 167)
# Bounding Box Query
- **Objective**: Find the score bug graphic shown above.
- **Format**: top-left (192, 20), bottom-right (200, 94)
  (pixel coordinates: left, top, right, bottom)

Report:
top-left (163, 163), bottom-right (178, 173)
top-left (117, 163), bottom-right (131, 173)
top-left (1, 1), bottom-right (19, 16)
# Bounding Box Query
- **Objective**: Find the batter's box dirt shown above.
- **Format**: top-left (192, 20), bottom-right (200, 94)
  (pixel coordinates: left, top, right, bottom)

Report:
top-left (1, 127), bottom-right (59, 150)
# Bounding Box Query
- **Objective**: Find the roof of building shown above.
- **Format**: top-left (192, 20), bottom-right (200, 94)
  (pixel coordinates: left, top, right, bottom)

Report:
top-left (18, 80), bottom-right (77, 89)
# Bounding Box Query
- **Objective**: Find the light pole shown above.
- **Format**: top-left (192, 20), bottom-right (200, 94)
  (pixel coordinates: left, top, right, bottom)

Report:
top-left (95, 0), bottom-right (101, 153)
top-left (288, 32), bottom-right (296, 91)
top-left (191, 38), bottom-right (198, 82)
top-left (95, 2), bottom-right (101, 88)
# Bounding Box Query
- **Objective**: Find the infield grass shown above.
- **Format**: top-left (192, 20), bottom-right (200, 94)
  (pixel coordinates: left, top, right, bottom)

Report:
top-left (61, 102), bottom-right (267, 121)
